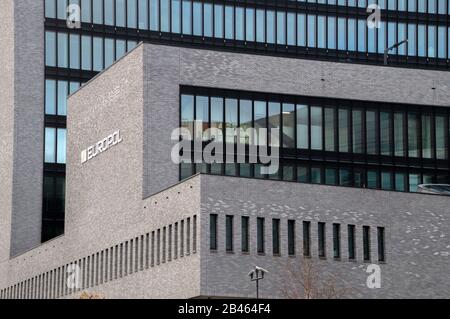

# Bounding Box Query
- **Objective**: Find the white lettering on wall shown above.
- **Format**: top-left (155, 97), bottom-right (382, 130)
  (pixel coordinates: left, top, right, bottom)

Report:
top-left (81, 130), bottom-right (123, 164)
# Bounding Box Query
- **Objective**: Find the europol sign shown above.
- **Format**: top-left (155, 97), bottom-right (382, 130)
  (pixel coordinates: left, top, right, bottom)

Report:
top-left (81, 130), bottom-right (123, 164)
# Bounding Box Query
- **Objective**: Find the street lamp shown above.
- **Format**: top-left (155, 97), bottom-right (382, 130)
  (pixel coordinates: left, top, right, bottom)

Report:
top-left (384, 39), bottom-right (408, 65)
top-left (248, 266), bottom-right (269, 299)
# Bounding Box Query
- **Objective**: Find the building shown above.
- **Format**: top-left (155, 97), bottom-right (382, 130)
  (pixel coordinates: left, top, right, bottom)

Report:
top-left (0, 0), bottom-right (449, 299)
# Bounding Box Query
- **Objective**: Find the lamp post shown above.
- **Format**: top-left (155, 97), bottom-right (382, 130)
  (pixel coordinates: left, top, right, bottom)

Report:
top-left (384, 39), bottom-right (408, 65)
top-left (248, 266), bottom-right (269, 299)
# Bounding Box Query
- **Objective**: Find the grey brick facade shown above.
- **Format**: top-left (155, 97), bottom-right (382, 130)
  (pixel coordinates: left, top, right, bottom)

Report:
top-left (0, 0), bottom-right (44, 264)
top-left (0, 43), bottom-right (449, 299)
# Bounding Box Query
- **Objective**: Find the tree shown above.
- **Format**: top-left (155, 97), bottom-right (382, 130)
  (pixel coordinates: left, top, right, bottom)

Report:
top-left (281, 257), bottom-right (348, 299)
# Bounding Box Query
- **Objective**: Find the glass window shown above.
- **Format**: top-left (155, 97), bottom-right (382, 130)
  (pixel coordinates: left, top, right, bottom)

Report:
top-left (104, 0), bottom-right (114, 26)
top-left (183, 0), bottom-right (193, 35)
top-left (394, 113), bottom-right (405, 157)
top-left (408, 24), bottom-right (416, 56)
top-left (116, 0), bottom-right (126, 27)
top-left (209, 214), bottom-right (217, 250)
top-left (127, 0), bottom-right (137, 28)
top-left (422, 115), bottom-right (433, 158)
top-left (318, 222), bottom-right (326, 258)
top-left (235, 7), bottom-right (244, 41)
top-left (92, 0), bottom-right (103, 24)
top-left (93, 36), bottom-right (103, 71)
top-left (408, 113), bottom-right (419, 157)
top-left (57, 33), bottom-right (68, 68)
top-left (225, 99), bottom-right (238, 144)
top-left (348, 225), bottom-right (355, 260)
top-left (352, 109), bottom-right (363, 153)
top-left (196, 96), bottom-right (209, 141)
top-left (348, 18), bottom-right (356, 51)
top-left (303, 221), bottom-right (311, 257)
top-left (366, 111), bottom-right (377, 155)
top-left (239, 100), bottom-right (252, 145)
top-left (418, 24), bottom-right (426, 57)
top-left (288, 220), bottom-right (295, 256)
top-left (338, 17), bottom-right (347, 50)
top-left (246, 8), bottom-right (255, 42)
top-left (193, 2), bottom-right (203, 36)
top-left (297, 14), bottom-right (306, 46)
top-left (46, 0), bottom-right (57, 18)
top-left (150, 0), bottom-right (163, 32)
top-left (328, 16), bottom-right (336, 49)
top-left (181, 94), bottom-right (194, 139)
top-left (311, 167), bottom-right (322, 184)
top-left (240, 163), bottom-right (251, 177)
top-left (398, 23), bottom-right (406, 55)
top-left (340, 168), bottom-right (351, 186)
top-left (438, 0), bottom-right (447, 13)
top-left (367, 170), bottom-right (378, 189)
top-left (255, 101), bottom-right (267, 146)
top-left (81, 0), bottom-right (91, 23)
top-left (116, 39), bottom-right (126, 58)
top-left (436, 115), bottom-right (447, 160)
top-left (255, 9), bottom-right (265, 43)
top-left (287, 12), bottom-right (296, 46)
top-left (333, 224), bottom-right (341, 259)
top-left (272, 219), bottom-right (280, 255)
top-left (438, 26), bottom-right (446, 59)
top-left (324, 108), bottom-right (336, 152)
top-left (283, 104), bottom-right (295, 148)
top-left (297, 166), bottom-right (309, 183)
top-left (257, 218), bottom-right (265, 254)
top-left (69, 81), bottom-right (80, 94)
top-left (226, 215), bottom-right (233, 252)
top-left (277, 11), bottom-right (286, 45)
top-left (325, 168), bottom-right (337, 185)
top-left (225, 6), bottom-right (234, 39)
top-left (171, 0), bottom-right (181, 33)
top-left (380, 112), bottom-right (392, 156)
top-left (138, 0), bottom-right (149, 29)
top-left (395, 172), bottom-right (406, 192)
top-left (45, 128), bottom-right (56, 163)
top-left (57, 0), bottom-right (68, 20)
top-left (387, 22), bottom-right (397, 54)
top-left (317, 15), bottom-right (326, 49)
top-left (368, 23), bottom-right (376, 53)
top-left (377, 21), bottom-right (386, 54)
top-left (204, 3), bottom-right (213, 37)
top-left (211, 97), bottom-right (224, 142)
top-left (45, 79), bottom-right (57, 115)
top-left (428, 25), bottom-right (437, 58)
top-left (339, 109), bottom-right (349, 152)
top-left (363, 226), bottom-right (371, 261)
top-left (311, 106), bottom-right (323, 150)
top-left (104, 38), bottom-right (115, 68)
top-left (307, 15), bottom-right (316, 47)
top-left (381, 171), bottom-right (392, 190)
top-left (241, 217), bottom-right (249, 253)
top-left (81, 35), bottom-right (91, 70)
top-left (214, 4), bottom-right (223, 38)
top-left (409, 173), bottom-right (420, 192)
top-left (57, 129), bottom-right (67, 164)
top-left (57, 80), bottom-right (68, 116)
top-left (267, 10), bottom-right (275, 44)
top-left (377, 227), bottom-right (385, 262)
top-left (297, 104), bottom-right (309, 149)
top-left (268, 102), bottom-right (281, 147)
top-left (357, 19), bottom-right (366, 52)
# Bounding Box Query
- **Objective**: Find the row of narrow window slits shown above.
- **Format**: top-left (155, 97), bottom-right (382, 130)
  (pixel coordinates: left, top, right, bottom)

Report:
top-left (211, 214), bottom-right (386, 263)
top-left (0, 216), bottom-right (197, 300)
